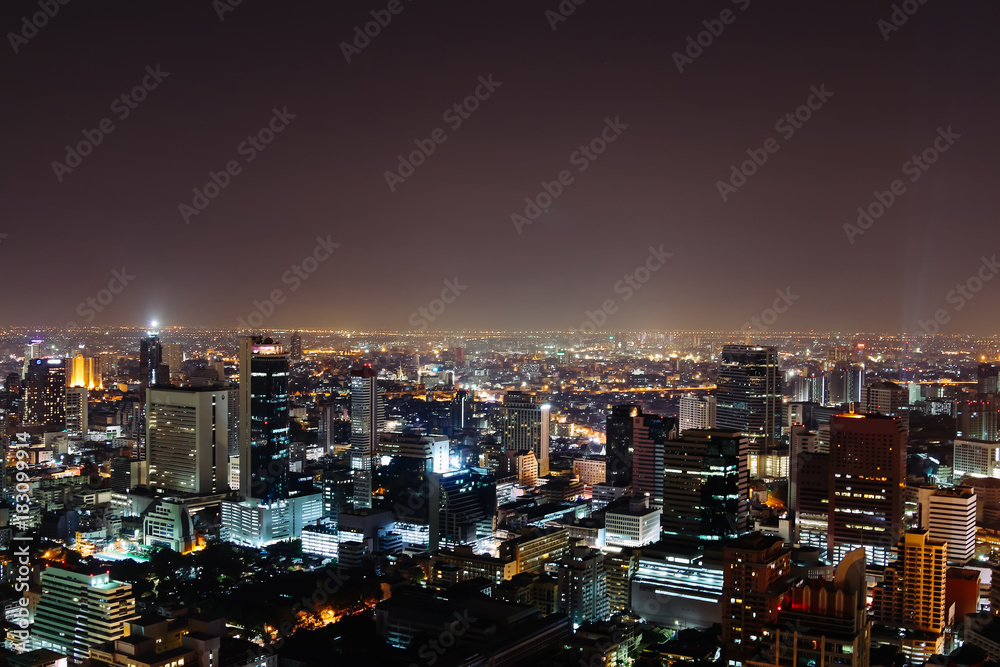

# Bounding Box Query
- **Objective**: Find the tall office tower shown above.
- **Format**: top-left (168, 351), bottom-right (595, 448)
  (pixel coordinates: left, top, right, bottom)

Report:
top-left (65, 386), bottom-right (88, 435)
top-left (679, 393), bottom-right (717, 434)
top-left (33, 566), bottom-right (138, 664)
top-left (350, 363), bottom-right (383, 509)
top-left (957, 393), bottom-right (1000, 441)
top-left (22, 358), bottom-right (66, 430)
top-left (496, 390), bottom-right (550, 476)
top-left (67, 353), bottom-right (102, 390)
top-left (147, 386), bottom-right (230, 495)
top-left (929, 487), bottom-right (976, 564)
top-left (828, 412), bottom-right (906, 567)
top-left (872, 530), bottom-right (948, 665)
top-left (139, 335), bottom-right (163, 398)
top-left (238, 336), bottom-right (290, 502)
top-left (662, 428), bottom-right (749, 542)
top-left (22, 338), bottom-right (43, 376)
top-left (453, 347), bottom-right (466, 364)
top-left (604, 404), bottom-right (676, 492)
top-left (757, 549), bottom-right (870, 667)
top-left (557, 546), bottom-right (609, 627)
top-left (979, 364), bottom-right (1000, 394)
top-left (788, 425), bottom-right (829, 550)
top-left (715, 345), bottom-right (781, 453)
top-left (721, 532), bottom-right (792, 666)
top-left (162, 342), bottom-right (183, 378)
top-left (632, 414), bottom-right (676, 507)
top-left (826, 362), bottom-right (863, 406)
top-left (290, 331), bottom-right (303, 360)
top-left (451, 388), bottom-right (474, 433)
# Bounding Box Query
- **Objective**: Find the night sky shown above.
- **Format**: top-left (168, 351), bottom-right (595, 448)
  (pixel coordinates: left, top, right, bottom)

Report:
top-left (4, 1), bottom-right (999, 333)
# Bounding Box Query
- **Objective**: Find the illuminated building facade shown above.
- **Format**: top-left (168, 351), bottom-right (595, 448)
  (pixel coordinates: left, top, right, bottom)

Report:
top-left (662, 428), bottom-right (749, 542)
top-left (496, 390), bottom-right (550, 476)
top-left (828, 412), bottom-right (906, 567)
top-left (147, 386), bottom-right (230, 495)
top-left (66, 353), bottom-right (102, 389)
top-left (679, 393), bottom-right (717, 434)
top-left (350, 364), bottom-right (382, 509)
top-left (871, 530), bottom-right (947, 665)
top-left (64, 386), bottom-right (88, 435)
top-left (23, 358), bottom-right (66, 430)
top-left (33, 566), bottom-right (138, 664)
top-left (238, 335), bottom-right (290, 503)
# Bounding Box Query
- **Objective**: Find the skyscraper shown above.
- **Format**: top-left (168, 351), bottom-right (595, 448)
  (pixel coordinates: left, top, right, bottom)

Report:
top-left (238, 335), bottom-right (290, 503)
top-left (715, 345), bottom-right (781, 453)
top-left (290, 331), bottom-right (303, 360)
top-left (828, 412), bottom-right (906, 567)
top-left (147, 386), bottom-right (231, 495)
top-left (496, 390), bottom-right (550, 476)
top-left (679, 393), bottom-right (716, 434)
top-left (22, 358), bottom-right (66, 430)
top-left (65, 385), bottom-right (88, 435)
top-left (661, 428), bottom-right (749, 542)
top-left (350, 363), bottom-right (383, 509)
top-left (139, 335), bottom-right (163, 399)
top-left (67, 353), bottom-right (102, 390)
top-left (872, 530), bottom-right (948, 664)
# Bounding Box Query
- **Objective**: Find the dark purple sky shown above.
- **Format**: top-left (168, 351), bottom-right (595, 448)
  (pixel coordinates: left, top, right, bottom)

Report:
top-left (4, 1), bottom-right (999, 333)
